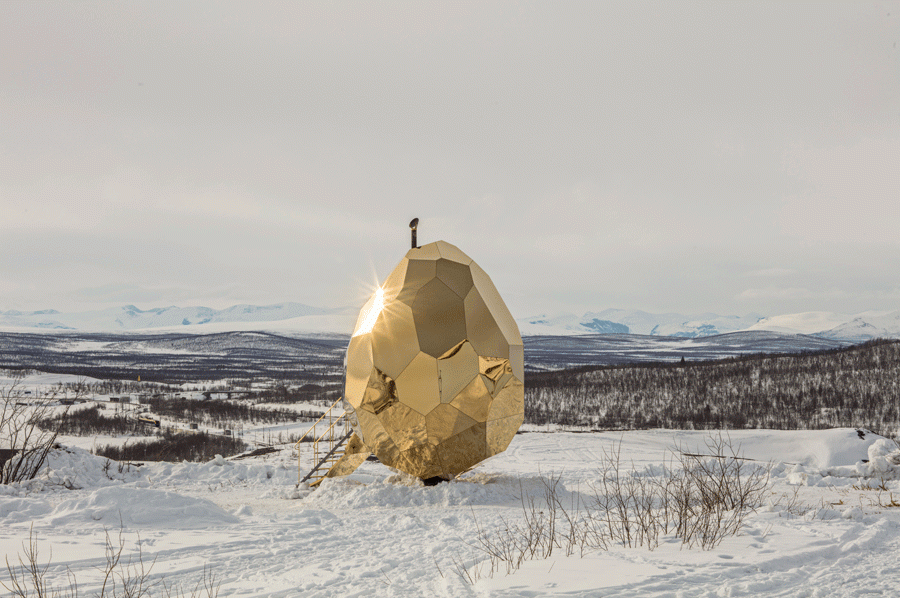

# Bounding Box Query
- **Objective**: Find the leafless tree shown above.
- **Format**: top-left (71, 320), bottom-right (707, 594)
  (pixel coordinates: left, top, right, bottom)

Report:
top-left (1, 371), bottom-right (78, 484)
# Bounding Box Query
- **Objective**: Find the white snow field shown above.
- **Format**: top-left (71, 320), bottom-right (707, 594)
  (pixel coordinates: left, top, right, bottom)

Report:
top-left (3, 428), bottom-right (900, 597)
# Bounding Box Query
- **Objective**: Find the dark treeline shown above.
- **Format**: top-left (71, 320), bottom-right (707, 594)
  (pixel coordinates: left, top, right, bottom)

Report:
top-left (146, 396), bottom-right (305, 427)
top-left (42, 405), bottom-right (138, 436)
top-left (82, 380), bottom-right (169, 395)
top-left (94, 431), bottom-right (247, 462)
top-left (41, 399), bottom-right (313, 436)
top-left (0, 331), bottom-right (346, 383)
top-left (254, 382), bottom-right (341, 406)
top-left (525, 339), bottom-right (900, 437)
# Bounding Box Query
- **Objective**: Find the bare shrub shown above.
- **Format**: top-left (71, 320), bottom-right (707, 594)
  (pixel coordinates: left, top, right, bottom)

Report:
top-left (456, 434), bottom-right (772, 581)
top-left (161, 566), bottom-right (220, 598)
top-left (1, 373), bottom-right (83, 484)
top-left (2, 526), bottom-right (218, 598)
top-left (672, 434), bottom-right (770, 548)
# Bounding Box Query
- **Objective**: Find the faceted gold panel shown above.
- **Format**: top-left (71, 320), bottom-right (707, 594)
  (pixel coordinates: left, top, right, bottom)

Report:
top-left (355, 408), bottom-right (400, 465)
top-left (479, 355), bottom-right (513, 398)
top-left (395, 351), bottom-right (440, 415)
top-left (343, 240), bottom-right (523, 480)
top-left (435, 258), bottom-right (474, 299)
top-left (449, 375), bottom-right (492, 422)
top-left (436, 241), bottom-right (474, 265)
top-left (509, 343), bottom-right (525, 382)
top-left (397, 259), bottom-right (436, 306)
top-left (360, 368), bottom-right (398, 415)
top-left (413, 278), bottom-right (467, 358)
top-left (344, 334), bottom-right (374, 410)
top-left (394, 444), bottom-right (443, 480)
top-left (464, 287), bottom-right (511, 359)
top-left (370, 301), bottom-right (419, 379)
top-left (486, 413), bottom-right (523, 454)
top-left (469, 261), bottom-right (523, 346)
top-left (320, 433), bottom-right (372, 483)
top-left (409, 242), bottom-right (442, 261)
top-left (487, 377), bottom-right (524, 421)
top-left (425, 403), bottom-right (477, 443)
top-left (380, 402), bottom-right (428, 451)
top-left (436, 422), bottom-right (489, 477)
top-left (352, 293), bottom-right (380, 338)
top-left (342, 397), bottom-right (360, 430)
top-left (381, 257), bottom-right (409, 304)
top-left (438, 340), bottom-right (479, 404)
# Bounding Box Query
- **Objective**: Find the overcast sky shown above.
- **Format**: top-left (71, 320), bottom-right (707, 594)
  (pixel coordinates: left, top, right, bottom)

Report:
top-left (2, 1), bottom-right (898, 320)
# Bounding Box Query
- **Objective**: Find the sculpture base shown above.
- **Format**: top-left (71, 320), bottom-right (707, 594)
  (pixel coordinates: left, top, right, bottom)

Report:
top-left (421, 476), bottom-right (448, 486)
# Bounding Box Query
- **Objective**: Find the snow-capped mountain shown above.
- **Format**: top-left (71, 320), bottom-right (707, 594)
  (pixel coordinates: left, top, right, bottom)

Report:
top-left (816, 311), bottom-right (900, 341)
top-left (519, 310), bottom-right (764, 338)
top-left (0, 303), bottom-right (354, 333)
top-left (745, 311), bottom-right (851, 335)
top-left (4, 303), bottom-right (900, 342)
top-left (519, 309), bottom-right (900, 341)
top-left (744, 310), bottom-right (900, 341)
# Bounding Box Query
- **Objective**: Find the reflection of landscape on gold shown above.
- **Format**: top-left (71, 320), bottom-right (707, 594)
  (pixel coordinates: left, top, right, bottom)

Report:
top-left (343, 240), bottom-right (524, 480)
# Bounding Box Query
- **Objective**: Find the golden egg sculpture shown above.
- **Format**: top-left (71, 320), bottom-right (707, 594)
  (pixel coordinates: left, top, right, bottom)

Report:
top-left (343, 240), bottom-right (524, 480)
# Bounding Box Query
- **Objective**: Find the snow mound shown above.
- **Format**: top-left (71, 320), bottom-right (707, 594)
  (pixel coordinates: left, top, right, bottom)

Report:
top-left (768, 431), bottom-right (900, 487)
top-left (42, 446), bottom-right (144, 489)
top-left (40, 486), bottom-right (240, 529)
top-left (805, 428), bottom-right (884, 469)
top-left (718, 428), bottom-right (886, 470)
top-left (867, 438), bottom-right (900, 474)
top-left (145, 455), bottom-right (295, 487)
top-left (0, 497), bottom-right (54, 524)
top-left (0, 446), bottom-right (144, 495)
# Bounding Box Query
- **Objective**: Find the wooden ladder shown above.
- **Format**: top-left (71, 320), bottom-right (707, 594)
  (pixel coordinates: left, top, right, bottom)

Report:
top-left (296, 397), bottom-right (353, 486)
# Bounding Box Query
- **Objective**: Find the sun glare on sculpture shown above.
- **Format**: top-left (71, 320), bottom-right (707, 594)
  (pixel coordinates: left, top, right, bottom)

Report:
top-left (354, 286), bottom-right (385, 336)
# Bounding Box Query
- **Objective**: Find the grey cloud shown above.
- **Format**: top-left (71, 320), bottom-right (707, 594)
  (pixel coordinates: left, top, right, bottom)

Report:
top-left (1, 1), bottom-right (898, 316)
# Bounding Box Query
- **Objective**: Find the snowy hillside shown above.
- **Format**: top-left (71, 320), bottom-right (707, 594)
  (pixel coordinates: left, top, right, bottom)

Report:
top-left (3, 428), bottom-right (900, 597)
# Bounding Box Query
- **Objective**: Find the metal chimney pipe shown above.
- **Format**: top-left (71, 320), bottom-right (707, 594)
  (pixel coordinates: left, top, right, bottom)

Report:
top-left (409, 218), bottom-right (419, 249)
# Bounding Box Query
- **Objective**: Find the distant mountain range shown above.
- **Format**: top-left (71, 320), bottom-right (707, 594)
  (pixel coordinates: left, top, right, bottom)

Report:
top-left (0, 303), bottom-right (355, 334)
top-left (519, 309), bottom-right (900, 342)
top-left (2, 304), bottom-right (900, 342)
top-left (520, 309), bottom-right (764, 337)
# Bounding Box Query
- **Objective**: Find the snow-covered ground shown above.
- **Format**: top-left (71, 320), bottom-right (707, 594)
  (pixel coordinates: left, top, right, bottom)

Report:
top-left (3, 428), bottom-right (900, 597)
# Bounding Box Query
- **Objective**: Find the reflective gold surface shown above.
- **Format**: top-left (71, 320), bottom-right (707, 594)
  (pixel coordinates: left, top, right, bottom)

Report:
top-left (450, 375), bottom-right (491, 422)
top-left (380, 258), bottom-right (409, 303)
top-left (479, 355), bottom-right (513, 398)
top-left (395, 351), bottom-right (440, 415)
top-left (425, 403), bottom-right (478, 441)
top-left (321, 432), bottom-right (372, 482)
top-left (345, 240), bottom-right (524, 480)
top-left (487, 377), bottom-right (524, 421)
top-left (486, 413), bottom-right (523, 454)
top-left (344, 335), bottom-right (373, 411)
top-left (397, 259), bottom-right (435, 305)
top-left (464, 288), bottom-right (510, 358)
top-left (413, 278), bottom-right (467, 357)
top-left (370, 300), bottom-right (419, 379)
top-left (437, 340), bottom-right (478, 404)
top-left (435, 258), bottom-right (474, 298)
top-left (360, 368), bottom-right (397, 415)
